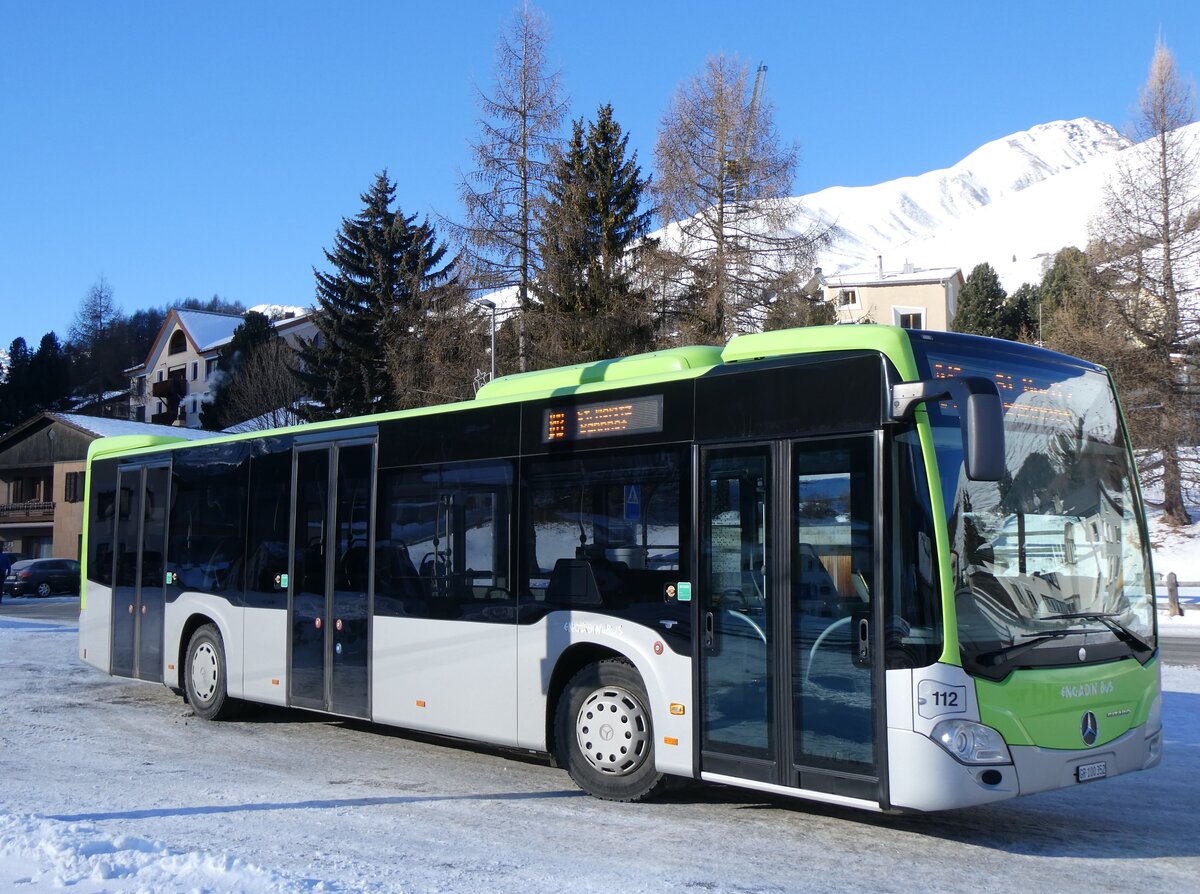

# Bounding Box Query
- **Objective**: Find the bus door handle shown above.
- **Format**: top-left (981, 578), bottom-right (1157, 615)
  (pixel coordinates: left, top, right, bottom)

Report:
top-left (704, 611), bottom-right (715, 649)
top-left (854, 617), bottom-right (870, 668)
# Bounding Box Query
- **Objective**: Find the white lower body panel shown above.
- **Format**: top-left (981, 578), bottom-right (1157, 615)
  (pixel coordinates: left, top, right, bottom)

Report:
top-left (79, 582), bottom-right (112, 672)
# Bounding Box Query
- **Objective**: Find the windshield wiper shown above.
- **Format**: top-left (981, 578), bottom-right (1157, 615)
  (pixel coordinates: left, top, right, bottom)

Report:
top-left (974, 627), bottom-right (1092, 667)
top-left (1040, 612), bottom-right (1153, 653)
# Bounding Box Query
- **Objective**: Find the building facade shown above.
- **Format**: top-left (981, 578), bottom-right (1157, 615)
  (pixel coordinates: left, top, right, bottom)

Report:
top-left (127, 308), bottom-right (315, 429)
top-left (821, 264), bottom-right (964, 330)
top-left (0, 413), bottom-right (212, 559)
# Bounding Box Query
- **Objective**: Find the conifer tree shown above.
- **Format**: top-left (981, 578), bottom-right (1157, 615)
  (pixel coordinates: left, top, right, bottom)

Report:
top-left (533, 104), bottom-right (655, 365)
top-left (297, 172), bottom-right (458, 419)
top-left (952, 263), bottom-right (1011, 338)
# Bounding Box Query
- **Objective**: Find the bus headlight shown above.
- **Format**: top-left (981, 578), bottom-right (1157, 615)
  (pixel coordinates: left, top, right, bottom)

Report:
top-left (931, 719), bottom-right (1012, 765)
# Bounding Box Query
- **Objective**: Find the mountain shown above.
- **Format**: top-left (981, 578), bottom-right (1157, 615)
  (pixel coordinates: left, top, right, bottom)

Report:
top-left (794, 117), bottom-right (1133, 286)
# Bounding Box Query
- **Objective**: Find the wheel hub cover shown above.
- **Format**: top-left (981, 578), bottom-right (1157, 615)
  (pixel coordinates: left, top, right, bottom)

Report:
top-left (191, 643), bottom-right (219, 703)
top-left (575, 685), bottom-right (649, 776)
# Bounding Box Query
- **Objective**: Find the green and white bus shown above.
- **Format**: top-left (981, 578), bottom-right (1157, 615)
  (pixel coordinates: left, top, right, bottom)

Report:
top-left (79, 325), bottom-right (1161, 812)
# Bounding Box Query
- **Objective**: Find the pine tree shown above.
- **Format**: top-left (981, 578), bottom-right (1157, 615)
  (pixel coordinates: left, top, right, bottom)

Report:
top-left (0, 338), bottom-right (32, 432)
top-left (1038, 247), bottom-right (1089, 334)
top-left (952, 263), bottom-right (1012, 338)
top-left (297, 172), bottom-right (458, 419)
top-left (1006, 283), bottom-right (1040, 341)
top-left (532, 104), bottom-right (655, 365)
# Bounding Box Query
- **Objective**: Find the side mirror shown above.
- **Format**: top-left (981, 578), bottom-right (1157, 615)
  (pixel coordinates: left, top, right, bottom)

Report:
top-left (891, 376), bottom-right (1005, 481)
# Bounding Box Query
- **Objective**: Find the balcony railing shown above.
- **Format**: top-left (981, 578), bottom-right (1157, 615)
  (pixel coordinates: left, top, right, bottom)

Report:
top-left (0, 501), bottom-right (55, 523)
top-left (152, 377), bottom-right (187, 399)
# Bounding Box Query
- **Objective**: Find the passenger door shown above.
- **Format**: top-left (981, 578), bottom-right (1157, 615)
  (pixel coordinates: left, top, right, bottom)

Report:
top-left (288, 436), bottom-right (376, 718)
top-left (699, 437), bottom-right (881, 801)
top-left (110, 462), bottom-right (170, 682)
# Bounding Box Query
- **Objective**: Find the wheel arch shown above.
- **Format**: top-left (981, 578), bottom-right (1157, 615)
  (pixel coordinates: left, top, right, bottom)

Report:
top-left (545, 643), bottom-right (629, 764)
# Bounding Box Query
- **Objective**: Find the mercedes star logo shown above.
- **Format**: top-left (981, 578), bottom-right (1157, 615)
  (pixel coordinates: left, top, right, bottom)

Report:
top-left (1081, 711), bottom-right (1099, 747)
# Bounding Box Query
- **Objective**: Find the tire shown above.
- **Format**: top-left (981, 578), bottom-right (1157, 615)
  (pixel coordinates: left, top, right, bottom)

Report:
top-left (554, 659), bottom-right (666, 802)
top-left (184, 624), bottom-right (235, 721)
top-left (35, 582), bottom-right (51, 598)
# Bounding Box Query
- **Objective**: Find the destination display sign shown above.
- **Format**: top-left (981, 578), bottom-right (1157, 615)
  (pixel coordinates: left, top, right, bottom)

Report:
top-left (544, 394), bottom-right (664, 443)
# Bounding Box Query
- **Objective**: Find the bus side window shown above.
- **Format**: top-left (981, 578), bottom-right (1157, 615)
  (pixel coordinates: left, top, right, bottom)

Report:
top-left (522, 448), bottom-right (685, 616)
top-left (374, 461), bottom-right (512, 622)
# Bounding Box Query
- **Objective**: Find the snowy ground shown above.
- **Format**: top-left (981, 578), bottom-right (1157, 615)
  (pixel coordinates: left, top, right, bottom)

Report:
top-left (1147, 501), bottom-right (1200, 639)
top-left (0, 618), bottom-right (1197, 893)
top-left (2, 500), bottom-right (1197, 893)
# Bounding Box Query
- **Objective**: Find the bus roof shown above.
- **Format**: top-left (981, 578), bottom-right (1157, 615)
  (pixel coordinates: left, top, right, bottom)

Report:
top-left (87, 325), bottom-right (939, 461)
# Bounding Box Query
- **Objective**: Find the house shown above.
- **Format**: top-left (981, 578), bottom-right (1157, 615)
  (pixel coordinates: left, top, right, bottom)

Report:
top-left (0, 413), bottom-right (212, 559)
top-left (126, 307), bottom-right (315, 428)
top-left (821, 263), bottom-right (964, 330)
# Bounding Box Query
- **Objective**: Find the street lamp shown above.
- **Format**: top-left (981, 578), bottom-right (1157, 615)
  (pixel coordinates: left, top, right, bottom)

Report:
top-left (476, 298), bottom-right (497, 381)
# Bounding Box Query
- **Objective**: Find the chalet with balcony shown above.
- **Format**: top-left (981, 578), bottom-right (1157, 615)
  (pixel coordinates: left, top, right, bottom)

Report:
top-left (0, 413), bottom-right (212, 559)
top-left (126, 307), bottom-right (315, 429)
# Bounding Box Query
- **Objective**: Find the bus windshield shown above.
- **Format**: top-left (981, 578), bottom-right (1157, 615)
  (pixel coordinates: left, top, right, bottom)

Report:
top-left (910, 336), bottom-right (1156, 678)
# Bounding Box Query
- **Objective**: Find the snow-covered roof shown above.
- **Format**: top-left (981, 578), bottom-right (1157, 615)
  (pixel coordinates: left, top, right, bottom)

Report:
top-left (825, 267), bottom-right (962, 288)
top-left (52, 413), bottom-right (217, 441)
top-left (174, 310), bottom-right (246, 352)
top-left (204, 309), bottom-right (314, 352)
top-left (69, 390), bottom-right (129, 411)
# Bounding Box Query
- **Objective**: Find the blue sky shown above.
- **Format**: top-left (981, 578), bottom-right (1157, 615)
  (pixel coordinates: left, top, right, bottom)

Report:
top-left (3, 0), bottom-right (1199, 349)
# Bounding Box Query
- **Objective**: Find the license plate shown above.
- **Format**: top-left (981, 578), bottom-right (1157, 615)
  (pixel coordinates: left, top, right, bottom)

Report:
top-left (1076, 760), bottom-right (1107, 783)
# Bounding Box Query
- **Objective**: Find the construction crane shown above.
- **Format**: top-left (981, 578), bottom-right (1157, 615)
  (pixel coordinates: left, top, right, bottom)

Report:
top-left (726, 62), bottom-right (767, 214)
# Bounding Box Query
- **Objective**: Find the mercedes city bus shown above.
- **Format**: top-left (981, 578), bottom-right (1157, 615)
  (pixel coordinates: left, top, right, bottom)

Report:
top-left (79, 325), bottom-right (1161, 812)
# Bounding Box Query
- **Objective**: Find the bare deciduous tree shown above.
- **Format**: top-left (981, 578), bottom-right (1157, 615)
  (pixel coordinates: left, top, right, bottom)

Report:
top-left (213, 338), bottom-right (305, 432)
top-left (384, 280), bottom-right (486, 410)
top-left (652, 55), bottom-right (828, 343)
top-left (456, 3), bottom-right (567, 372)
top-left (1088, 38), bottom-right (1200, 524)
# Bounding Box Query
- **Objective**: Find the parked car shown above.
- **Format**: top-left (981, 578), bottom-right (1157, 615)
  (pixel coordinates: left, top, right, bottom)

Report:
top-left (2, 558), bottom-right (81, 598)
top-left (0, 551), bottom-right (29, 578)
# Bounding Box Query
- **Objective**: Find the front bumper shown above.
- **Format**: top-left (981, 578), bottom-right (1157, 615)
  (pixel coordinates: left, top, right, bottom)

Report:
top-left (1009, 722), bottom-right (1163, 794)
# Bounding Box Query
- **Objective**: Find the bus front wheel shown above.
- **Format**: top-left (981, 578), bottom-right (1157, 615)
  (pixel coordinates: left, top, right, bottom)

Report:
top-left (555, 659), bottom-right (666, 802)
top-left (184, 624), bottom-right (234, 721)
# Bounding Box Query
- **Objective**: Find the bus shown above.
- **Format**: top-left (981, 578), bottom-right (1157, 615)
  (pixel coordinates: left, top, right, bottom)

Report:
top-left (78, 325), bottom-right (1161, 813)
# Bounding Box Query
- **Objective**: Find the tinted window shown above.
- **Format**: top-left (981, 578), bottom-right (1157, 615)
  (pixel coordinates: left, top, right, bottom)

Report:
top-left (375, 461), bottom-right (512, 621)
top-left (86, 460), bottom-right (118, 586)
top-left (521, 448), bottom-right (685, 619)
top-left (167, 443), bottom-right (249, 599)
top-left (245, 444), bottom-right (293, 610)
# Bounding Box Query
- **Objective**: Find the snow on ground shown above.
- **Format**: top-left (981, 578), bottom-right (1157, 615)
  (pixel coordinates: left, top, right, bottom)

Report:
top-left (1, 616), bottom-right (1198, 893)
top-left (1146, 496), bottom-right (1200, 638)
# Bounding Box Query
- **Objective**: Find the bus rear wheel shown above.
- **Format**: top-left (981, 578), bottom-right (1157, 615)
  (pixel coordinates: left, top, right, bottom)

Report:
top-left (184, 624), bottom-right (235, 721)
top-left (555, 659), bottom-right (666, 802)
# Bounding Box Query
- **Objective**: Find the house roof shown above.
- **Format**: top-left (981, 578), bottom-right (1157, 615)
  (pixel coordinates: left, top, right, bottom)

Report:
top-left (174, 310), bottom-right (247, 352)
top-left (0, 411), bottom-right (215, 465)
top-left (825, 266), bottom-right (963, 288)
top-left (204, 309), bottom-right (313, 352)
top-left (50, 413), bottom-right (216, 441)
top-left (126, 308), bottom-right (314, 375)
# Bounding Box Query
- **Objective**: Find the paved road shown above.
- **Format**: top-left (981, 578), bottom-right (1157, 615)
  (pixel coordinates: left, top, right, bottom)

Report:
top-left (0, 596), bottom-right (79, 622)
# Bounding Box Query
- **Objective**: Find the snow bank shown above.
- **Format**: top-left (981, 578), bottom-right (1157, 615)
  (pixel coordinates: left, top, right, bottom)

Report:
top-left (0, 814), bottom-right (293, 894)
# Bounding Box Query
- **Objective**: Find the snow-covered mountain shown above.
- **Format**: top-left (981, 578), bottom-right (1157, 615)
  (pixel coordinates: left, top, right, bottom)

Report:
top-left (796, 117), bottom-right (1134, 286)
